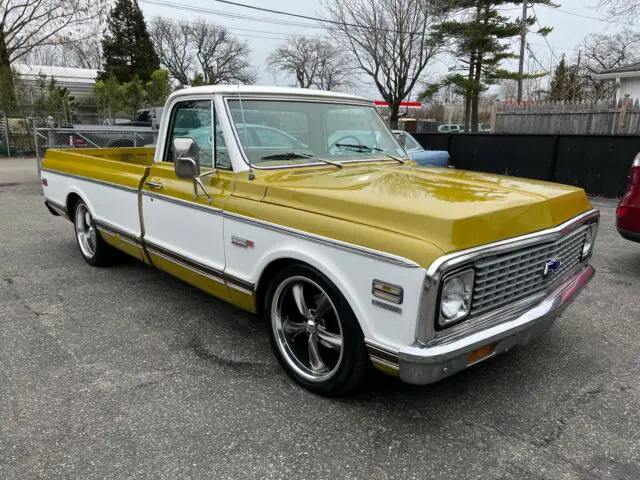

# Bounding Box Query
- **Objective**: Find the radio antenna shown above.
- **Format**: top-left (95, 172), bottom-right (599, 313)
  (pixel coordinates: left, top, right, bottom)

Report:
top-left (237, 85), bottom-right (254, 180)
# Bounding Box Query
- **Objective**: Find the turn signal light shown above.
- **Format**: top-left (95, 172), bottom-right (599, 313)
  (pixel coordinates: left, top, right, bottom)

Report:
top-left (467, 343), bottom-right (496, 366)
top-left (372, 280), bottom-right (404, 304)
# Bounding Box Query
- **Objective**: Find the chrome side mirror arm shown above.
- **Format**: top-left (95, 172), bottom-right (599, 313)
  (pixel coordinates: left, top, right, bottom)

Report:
top-left (192, 169), bottom-right (217, 204)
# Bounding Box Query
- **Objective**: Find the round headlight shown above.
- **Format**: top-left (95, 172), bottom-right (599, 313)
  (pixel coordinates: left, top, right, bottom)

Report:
top-left (582, 225), bottom-right (595, 259)
top-left (439, 269), bottom-right (474, 327)
top-left (441, 277), bottom-right (466, 319)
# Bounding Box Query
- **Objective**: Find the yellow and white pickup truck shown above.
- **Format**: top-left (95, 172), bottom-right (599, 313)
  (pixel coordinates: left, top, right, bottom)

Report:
top-left (41, 86), bottom-right (599, 395)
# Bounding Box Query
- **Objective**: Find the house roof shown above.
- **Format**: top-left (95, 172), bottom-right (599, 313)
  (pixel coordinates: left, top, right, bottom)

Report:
top-left (596, 61), bottom-right (640, 80)
top-left (14, 64), bottom-right (98, 83)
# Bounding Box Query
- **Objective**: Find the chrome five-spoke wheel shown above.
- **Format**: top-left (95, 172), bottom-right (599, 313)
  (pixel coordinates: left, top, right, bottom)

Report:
top-left (75, 202), bottom-right (98, 258)
top-left (272, 276), bottom-right (344, 382)
top-left (72, 199), bottom-right (116, 266)
top-left (266, 264), bottom-right (370, 395)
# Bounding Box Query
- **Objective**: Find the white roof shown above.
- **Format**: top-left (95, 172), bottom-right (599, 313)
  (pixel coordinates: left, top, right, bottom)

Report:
top-left (170, 85), bottom-right (371, 103)
top-left (13, 64), bottom-right (98, 83)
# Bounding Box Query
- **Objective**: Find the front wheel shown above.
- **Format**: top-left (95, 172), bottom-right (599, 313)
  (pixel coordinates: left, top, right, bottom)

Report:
top-left (264, 264), bottom-right (371, 396)
top-left (73, 200), bottom-right (117, 266)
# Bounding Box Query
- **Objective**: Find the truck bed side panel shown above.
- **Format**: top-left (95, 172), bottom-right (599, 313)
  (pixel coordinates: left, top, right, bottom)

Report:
top-left (41, 148), bottom-right (153, 259)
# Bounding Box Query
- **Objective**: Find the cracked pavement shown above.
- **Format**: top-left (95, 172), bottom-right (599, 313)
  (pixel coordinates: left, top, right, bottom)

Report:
top-left (1, 158), bottom-right (639, 479)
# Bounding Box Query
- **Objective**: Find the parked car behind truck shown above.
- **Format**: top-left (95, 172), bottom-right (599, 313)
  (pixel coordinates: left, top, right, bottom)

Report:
top-left (617, 153), bottom-right (640, 243)
top-left (41, 86), bottom-right (599, 396)
top-left (393, 130), bottom-right (450, 167)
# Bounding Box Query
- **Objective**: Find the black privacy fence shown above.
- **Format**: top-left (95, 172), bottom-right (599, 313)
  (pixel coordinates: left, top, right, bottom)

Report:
top-left (412, 133), bottom-right (640, 198)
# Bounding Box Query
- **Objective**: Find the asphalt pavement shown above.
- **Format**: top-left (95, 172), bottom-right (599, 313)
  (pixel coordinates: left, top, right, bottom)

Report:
top-left (1, 157), bottom-right (639, 479)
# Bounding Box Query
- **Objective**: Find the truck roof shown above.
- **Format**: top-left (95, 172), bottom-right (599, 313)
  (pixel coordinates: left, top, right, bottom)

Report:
top-left (168, 85), bottom-right (370, 104)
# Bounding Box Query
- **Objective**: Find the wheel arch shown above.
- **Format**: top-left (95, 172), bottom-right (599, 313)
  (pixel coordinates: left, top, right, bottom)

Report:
top-left (65, 189), bottom-right (94, 222)
top-left (252, 250), bottom-right (369, 337)
top-left (65, 192), bottom-right (82, 220)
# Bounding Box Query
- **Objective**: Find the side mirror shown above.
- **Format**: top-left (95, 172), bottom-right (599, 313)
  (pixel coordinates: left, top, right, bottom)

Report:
top-left (395, 132), bottom-right (407, 148)
top-left (173, 137), bottom-right (199, 179)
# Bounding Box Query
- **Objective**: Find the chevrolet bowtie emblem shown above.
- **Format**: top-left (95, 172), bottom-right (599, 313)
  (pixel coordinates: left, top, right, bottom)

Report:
top-left (543, 258), bottom-right (561, 276)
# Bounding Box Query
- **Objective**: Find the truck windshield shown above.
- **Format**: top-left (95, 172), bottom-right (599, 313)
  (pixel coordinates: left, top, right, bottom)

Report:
top-left (227, 99), bottom-right (407, 167)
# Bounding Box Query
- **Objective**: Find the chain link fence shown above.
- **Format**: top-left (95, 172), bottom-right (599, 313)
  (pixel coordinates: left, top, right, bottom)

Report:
top-left (0, 113), bottom-right (38, 157)
top-left (34, 122), bottom-right (158, 173)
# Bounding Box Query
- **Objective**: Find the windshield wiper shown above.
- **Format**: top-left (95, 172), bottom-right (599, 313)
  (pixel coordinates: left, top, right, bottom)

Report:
top-left (260, 152), bottom-right (343, 168)
top-left (334, 143), bottom-right (405, 164)
top-left (334, 143), bottom-right (383, 152)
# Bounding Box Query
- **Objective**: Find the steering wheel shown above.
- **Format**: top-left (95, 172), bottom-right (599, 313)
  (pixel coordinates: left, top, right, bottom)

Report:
top-left (329, 135), bottom-right (363, 152)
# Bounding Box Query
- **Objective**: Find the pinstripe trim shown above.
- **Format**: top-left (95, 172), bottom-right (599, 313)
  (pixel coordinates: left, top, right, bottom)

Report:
top-left (145, 241), bottom-right (226, 282)
top-left (142, 189), bottom-right (222, 215)
top-left (142, 187), bottom-right (419, 268)
top-left (41, 168), bottom-right (138, 193)
top-left (94, 219), bottom-right (142, 246)
top-left (223, 211), bottom-right (421, 268)
top-left (45, 199), bottom-right (68, 218)
top-left (144, 240), bottom-right (254, 294)
top-left (44, 168), bottom-right (419, 268)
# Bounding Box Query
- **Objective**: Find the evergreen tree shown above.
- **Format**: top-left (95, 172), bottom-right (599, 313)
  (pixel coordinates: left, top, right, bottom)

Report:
top-left (100, 0), bottom-right (159, 83)
top-left (146, 69), bottom-right (171, 106)
top-left (421, 1), bottom-right (553, 132)
top-left (548, 56), bottom-right (582, 102)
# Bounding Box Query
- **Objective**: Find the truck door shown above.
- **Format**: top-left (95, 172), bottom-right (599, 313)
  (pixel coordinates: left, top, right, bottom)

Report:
top-left (141, 99), bottom-right (234, 301)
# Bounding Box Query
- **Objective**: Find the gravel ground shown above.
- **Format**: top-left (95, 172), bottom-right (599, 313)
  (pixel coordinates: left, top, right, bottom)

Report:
top-left (1, 157), bottom-right (639, 479)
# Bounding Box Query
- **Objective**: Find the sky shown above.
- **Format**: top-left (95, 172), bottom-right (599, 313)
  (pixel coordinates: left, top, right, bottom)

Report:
top-left (138, 0), bottom-right (633, 100)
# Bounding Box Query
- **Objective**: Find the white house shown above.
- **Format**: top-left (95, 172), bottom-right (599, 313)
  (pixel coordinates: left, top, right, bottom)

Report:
top-left (13, 64), bottom-right (98, 101)
top-left (13, 64), bottom-right (99, 122)
top-left (595, 61), bottom-right (640, 102)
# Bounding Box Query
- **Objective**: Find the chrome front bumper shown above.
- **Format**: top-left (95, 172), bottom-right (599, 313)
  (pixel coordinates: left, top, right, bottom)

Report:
top-left (369, 264), bottom-right (595, 385)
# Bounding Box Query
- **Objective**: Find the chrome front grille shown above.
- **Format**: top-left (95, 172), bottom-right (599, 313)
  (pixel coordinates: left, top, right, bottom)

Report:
top-left (471, 226), bottom-right (587, 316)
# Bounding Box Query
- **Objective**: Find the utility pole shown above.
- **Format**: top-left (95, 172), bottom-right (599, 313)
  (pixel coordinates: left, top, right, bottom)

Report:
top-left (517, 1), bottom-right (529, 103)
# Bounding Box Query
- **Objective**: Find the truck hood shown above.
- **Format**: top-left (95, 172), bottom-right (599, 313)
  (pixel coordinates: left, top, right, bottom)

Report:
top-left (254, 162), bottom-right (592, 254)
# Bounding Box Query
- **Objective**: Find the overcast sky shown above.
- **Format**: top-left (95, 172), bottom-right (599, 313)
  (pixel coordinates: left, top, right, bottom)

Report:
top-left (138, 0), bottom-right (631, 100)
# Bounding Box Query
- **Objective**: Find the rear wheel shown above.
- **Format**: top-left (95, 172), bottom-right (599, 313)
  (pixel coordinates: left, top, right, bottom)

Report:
top-left (73, 201), bottom-right (117, 266)
top-left (265, 264), bottom-right (370, 396)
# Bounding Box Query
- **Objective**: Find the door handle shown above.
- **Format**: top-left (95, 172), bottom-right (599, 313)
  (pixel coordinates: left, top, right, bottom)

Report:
top-left (145, 181), bottom-right (163, 189)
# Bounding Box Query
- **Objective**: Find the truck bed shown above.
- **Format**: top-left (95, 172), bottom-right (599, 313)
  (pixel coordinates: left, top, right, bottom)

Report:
top-left (44, 147), bottom-right (156, 167)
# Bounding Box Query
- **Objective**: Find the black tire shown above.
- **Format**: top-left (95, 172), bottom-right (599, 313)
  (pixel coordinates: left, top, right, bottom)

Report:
top-left (72, 200), bottom-right (118, 266)
top-left (264, 263), bottom-right (371, 396)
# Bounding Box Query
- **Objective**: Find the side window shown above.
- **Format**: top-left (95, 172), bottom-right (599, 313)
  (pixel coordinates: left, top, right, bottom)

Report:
top-left (166, 100), bottom-right (213, 168)
top-left (214, 113), bottom-right (231, 170)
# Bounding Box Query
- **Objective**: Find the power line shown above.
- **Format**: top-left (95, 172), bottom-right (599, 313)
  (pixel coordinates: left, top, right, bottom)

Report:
top-left (151, 14), bottom-right (311, 41)
top-left (540, 4), bottom-right (638, 28)
top-left (531, 5), bottom-right (560, 63)
top-left (210, 0), bottom-right (336, 26)
top-left (140, 0), bottom-right (326, 30)
top-left (528, 41), bottom-right (579, 53)
top-left (526, 43), bottom-right (550, 73)
top-left (142, 0), bottom-right (436, 35)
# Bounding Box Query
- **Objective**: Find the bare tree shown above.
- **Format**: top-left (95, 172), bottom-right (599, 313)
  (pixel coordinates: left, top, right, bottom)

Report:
top-left (66, 37), bottom-right (102, 69)
top-left (0, 0), bottom-right (106, 108)
top-left (22, 44), bottom-right (62, 66)
top-left (323, 0), bottom-right (451, 126)
top-left (598, 0), bottom-right (640, 19)
top-left (267, 36), bottom-right (352, 91)
top-left (316, 43), bottom-right (353, 91)
top-left (499, 80), bottom-right (518, 101)
top-left (149, 18), bottom-right (255, 86)
top-left (150, 17), bottom-right (193, 86)
top-left (190, 21), bottom-right (255, 85)
top-left (24, 37), bottom-right (102, 69)
top-left (578, 30), bottom-right (640, 101)
top-left (267, 36), bottom-right (321, 88)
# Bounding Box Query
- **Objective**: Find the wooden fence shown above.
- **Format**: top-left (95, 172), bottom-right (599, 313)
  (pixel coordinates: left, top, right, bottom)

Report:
top-left (495, 98), bottom-right (640, 135)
